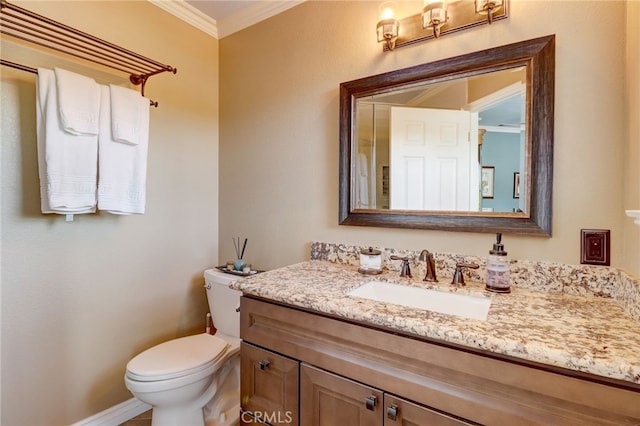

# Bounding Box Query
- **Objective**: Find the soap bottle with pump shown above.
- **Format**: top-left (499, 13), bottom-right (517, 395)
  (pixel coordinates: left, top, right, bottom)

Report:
top-left (485, 233), bottom-right (511, 293)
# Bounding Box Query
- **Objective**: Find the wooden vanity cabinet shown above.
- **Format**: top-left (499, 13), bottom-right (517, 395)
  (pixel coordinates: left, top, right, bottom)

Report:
top-left (240, 296), bottom-right (640, 425)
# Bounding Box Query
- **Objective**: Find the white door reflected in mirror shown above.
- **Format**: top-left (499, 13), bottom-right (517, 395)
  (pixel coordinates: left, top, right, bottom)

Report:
top-left (389, 106), bottom-right (479, 211)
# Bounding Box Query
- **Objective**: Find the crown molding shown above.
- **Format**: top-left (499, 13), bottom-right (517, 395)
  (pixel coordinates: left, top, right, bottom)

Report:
top-left (148, 0), bottom-right (305, 40)
top-left (217, 1), bottom-right (305, 39)
top-left (148, 0), bottom-right (218, 38)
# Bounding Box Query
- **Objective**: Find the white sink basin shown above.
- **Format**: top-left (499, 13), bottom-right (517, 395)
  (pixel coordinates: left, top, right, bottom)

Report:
top-left (347, 281), bottom-right (491, 321)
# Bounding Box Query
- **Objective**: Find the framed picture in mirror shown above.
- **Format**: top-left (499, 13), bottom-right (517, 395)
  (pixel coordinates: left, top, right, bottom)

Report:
top-left (482, 166), bottom-right (494, 199)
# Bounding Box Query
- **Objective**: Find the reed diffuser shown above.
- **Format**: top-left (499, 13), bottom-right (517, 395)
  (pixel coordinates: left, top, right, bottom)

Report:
top-left (233, 237), bottom-right (247, 271)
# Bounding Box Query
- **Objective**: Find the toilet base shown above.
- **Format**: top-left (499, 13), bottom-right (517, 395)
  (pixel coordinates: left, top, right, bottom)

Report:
top-left (151, 405), bottom-right (206, 426)
top-left (205, 403), bottom-right (240, 426)
top-left (147, 402), bottom-right (239, 426)
top-left (141, 353), bottom-right (240, 426)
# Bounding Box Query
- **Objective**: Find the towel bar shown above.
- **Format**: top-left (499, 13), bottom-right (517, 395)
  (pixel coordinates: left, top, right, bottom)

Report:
top-left (0, 0), bottom-right (176, 106)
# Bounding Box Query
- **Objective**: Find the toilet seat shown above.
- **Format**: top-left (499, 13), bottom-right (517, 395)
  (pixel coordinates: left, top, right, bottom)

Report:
top-left (126, 333), bottom-right (229, 382)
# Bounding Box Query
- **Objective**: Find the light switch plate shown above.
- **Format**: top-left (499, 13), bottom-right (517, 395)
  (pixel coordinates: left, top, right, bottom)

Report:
top-left (580, 229), bottom-right (610, 266)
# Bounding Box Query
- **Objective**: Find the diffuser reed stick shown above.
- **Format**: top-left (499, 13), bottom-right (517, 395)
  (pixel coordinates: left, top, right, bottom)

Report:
top-left (233, 237), bottom-right (248, 260)
top-left (240, 238), bottom-right (247, 260)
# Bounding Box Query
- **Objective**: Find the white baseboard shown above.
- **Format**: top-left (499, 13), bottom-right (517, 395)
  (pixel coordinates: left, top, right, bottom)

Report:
top-left (71, 398), bottom-right (151, 426)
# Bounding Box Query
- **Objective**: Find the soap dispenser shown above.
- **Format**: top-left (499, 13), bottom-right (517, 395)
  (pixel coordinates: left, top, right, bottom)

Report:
top-left (485, 233), bottom-right (511, 293)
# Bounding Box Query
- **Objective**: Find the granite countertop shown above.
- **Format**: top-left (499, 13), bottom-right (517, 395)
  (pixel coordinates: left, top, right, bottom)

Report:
top-left (231, 260), bottom-right (640, 385)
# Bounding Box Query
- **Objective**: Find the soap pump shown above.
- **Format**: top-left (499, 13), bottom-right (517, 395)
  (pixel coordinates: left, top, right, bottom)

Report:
top-left (485, 233), bottom-right (511, 293)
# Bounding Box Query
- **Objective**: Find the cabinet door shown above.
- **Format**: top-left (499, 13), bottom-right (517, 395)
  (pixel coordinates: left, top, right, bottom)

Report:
top-left (240, 411), bottom-right (267, 425)
top-left (384, 395), bottom-right (474, 426)
top-left (240, 342), bottom-right (299, 425)
top-left (300, 363), bottom-right (383, 426)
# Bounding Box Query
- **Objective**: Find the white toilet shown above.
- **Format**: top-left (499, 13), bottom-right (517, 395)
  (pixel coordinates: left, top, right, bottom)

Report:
top-left (125, 269), bottom-right (242, 426)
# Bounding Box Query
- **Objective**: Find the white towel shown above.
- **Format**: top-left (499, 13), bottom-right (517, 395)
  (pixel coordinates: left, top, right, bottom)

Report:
top-left (98, 85), bottom-right (149, 214)
top-left (109, 84), bottom-right (148, 145)
top-left (36, 68), bottom-right (98, 214)
top-left (54, 67), bottom-right (100, 135)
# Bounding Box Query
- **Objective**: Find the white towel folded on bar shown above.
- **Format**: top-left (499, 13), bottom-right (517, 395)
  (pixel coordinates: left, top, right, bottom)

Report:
top-left (97, 84), bottom-right (149, 214)
top-left (36, 68), bottom-right (98, 214)
top-left (54, 67), bottom-right (100, 136)
top-left (109, 84), bottom-right (148, 145)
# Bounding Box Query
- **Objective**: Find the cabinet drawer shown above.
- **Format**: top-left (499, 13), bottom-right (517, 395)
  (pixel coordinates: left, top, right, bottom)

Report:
top-left (384, 395), bottom-right (474, 426)
top-left (241, 342), bottom-right (299, 425)
top-left (301, 363), bottom-right (383, 426)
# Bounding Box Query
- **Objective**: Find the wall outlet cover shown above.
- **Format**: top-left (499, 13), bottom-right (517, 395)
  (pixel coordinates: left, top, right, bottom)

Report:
top-left (580, 229), bottom-right (610, 266)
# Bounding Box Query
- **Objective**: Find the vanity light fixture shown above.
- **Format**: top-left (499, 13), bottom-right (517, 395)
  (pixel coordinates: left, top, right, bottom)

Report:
top-left (475, 0), bottom-right (503, 23)
top-left (423, 0), bottom-right (448, 38)
top-left (376, 1), bottom-right (400, 50)
top-left (377, 0), bottom-right (508, 51)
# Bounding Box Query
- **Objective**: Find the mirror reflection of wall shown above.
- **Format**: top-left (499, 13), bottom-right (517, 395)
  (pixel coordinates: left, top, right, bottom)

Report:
top-left (479, 131), bottom-right (523, 212)
top-left (355, 102), bottom-right (390, 209)
top-left (355, 103), bottom-right (373, 209)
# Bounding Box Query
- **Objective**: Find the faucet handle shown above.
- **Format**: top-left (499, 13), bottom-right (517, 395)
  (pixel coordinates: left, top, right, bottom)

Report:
top-left (451, 262), bottom-right (479, 286)
top-left (390, 255), bottom-right (412, 278)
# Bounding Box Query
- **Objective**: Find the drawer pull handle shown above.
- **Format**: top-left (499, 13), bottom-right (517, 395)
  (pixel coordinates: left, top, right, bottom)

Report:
top-left (365, 395), bottom-right (377, 411)
top-left (387, 404), bottom-right (399, 421)
top-left (258, 360), bottom-right (270, 370)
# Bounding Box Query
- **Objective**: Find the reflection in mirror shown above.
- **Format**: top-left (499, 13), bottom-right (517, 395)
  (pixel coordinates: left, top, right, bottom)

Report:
top-left (339, 35), bottom-right (555, 235)
top-left (354, 67), bottom-right (526, 214)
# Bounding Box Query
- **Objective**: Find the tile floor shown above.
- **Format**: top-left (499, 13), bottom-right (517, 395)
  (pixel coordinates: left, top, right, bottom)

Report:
top-left (119, 409), bottom-right (151, 426)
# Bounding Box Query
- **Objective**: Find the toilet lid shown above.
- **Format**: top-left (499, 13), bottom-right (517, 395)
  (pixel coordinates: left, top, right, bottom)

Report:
top-left (126, 334), bottom-right (229, 381)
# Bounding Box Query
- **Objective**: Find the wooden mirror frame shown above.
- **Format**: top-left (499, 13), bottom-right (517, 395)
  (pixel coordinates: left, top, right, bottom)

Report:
top-left (339, 35), bottom-right (555, 235)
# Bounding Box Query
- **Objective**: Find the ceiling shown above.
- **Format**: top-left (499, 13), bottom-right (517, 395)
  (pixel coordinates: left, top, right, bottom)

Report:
top-left (185, 1), bottom-right (259, 21)
top-left (151, 0), bottom-right (304, 39)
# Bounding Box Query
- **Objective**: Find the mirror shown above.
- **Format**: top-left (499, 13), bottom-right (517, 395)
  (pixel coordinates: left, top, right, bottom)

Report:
top-left (339, 35), bottom-right (555, 235)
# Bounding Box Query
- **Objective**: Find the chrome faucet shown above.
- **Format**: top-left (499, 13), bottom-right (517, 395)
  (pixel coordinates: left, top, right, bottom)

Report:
top-left (418, 250), bottom-right (438, 282)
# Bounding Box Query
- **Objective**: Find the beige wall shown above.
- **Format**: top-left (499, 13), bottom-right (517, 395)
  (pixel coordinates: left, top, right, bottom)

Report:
top-left (1, 0), bottom-right (639, 424)
top-left (1, 1), bottom-right (218, 424)
top-left (625, 0), bottom-right (640, 275)
top-left (219, 1), bottom-right (639, 274)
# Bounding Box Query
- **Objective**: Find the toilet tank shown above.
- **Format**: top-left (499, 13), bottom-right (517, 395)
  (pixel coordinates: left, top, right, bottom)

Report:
top-left (203, 269), bottom-right (243, 338)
